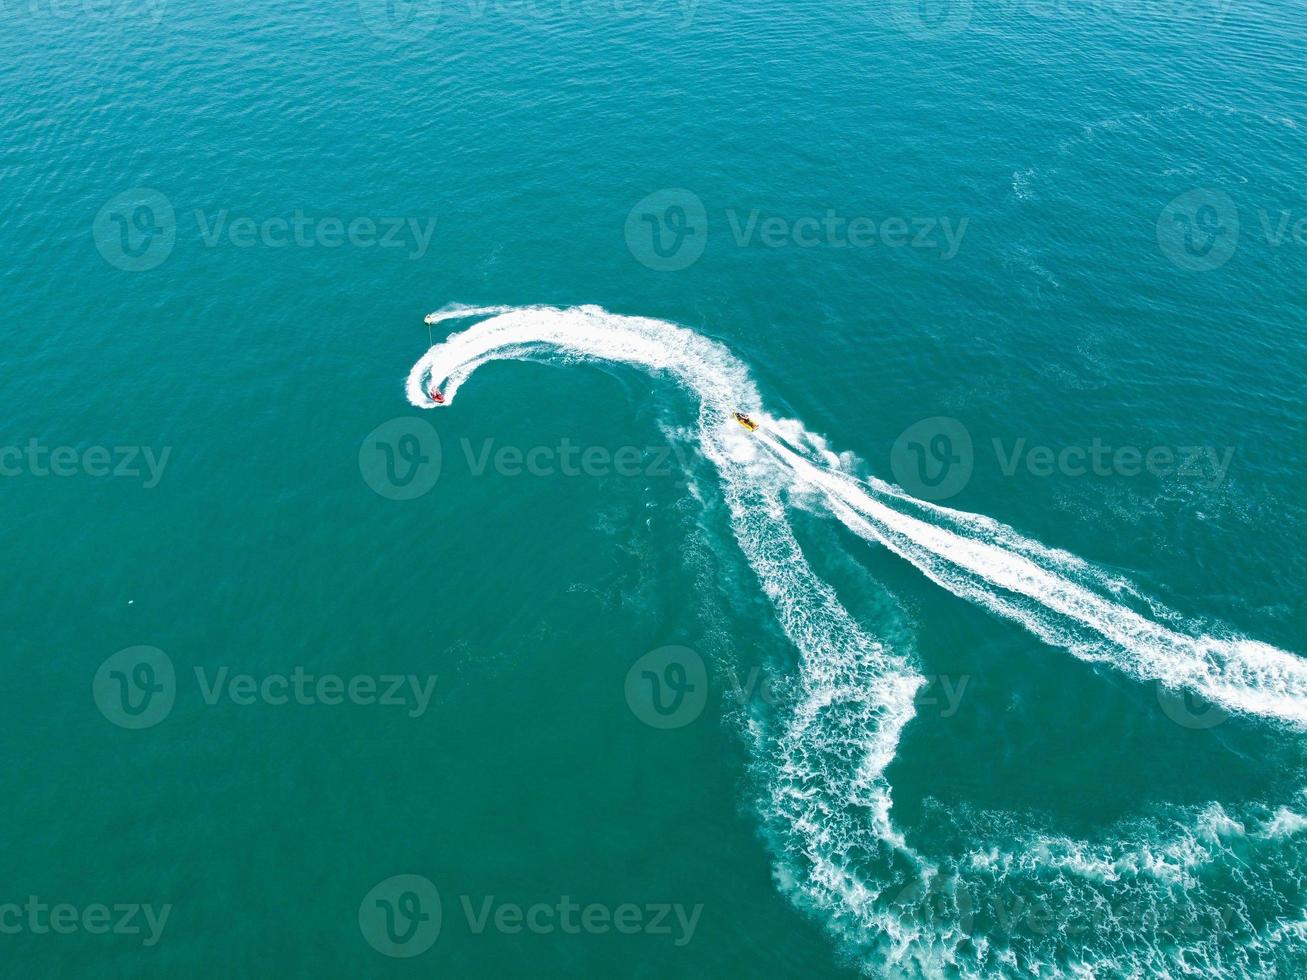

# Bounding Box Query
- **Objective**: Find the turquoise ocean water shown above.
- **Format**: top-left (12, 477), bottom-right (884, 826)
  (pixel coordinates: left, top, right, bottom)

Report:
top-left (3, 0), bottom-right (1306, 976)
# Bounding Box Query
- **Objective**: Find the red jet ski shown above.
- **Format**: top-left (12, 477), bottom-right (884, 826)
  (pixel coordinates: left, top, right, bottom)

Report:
top-left (429, 388), bottom-right (446, 404)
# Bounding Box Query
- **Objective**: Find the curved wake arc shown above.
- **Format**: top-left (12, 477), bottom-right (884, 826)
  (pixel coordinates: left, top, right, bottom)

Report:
top-left (406, 303), bottom-right (1307, 976)
top-left (409, 304), bottom-right (1307, 730)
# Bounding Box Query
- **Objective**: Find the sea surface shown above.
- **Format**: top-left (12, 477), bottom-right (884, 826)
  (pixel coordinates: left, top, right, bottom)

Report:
top-left (3, 0), bottom-right (1306, 976)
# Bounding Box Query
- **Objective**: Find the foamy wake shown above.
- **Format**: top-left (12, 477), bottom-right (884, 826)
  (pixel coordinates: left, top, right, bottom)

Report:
top-left (408, 305), bottom-right (1307, 975)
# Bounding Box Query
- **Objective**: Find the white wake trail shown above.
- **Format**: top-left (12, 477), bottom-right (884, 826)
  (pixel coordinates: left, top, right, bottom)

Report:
top-left (410, 304), bottom-right (1307, 731)
top-left (754, 432), bottom-right (1307, 729)
top-left (406, 304), bottom-right (1307, 976)
top-left (412, 304), bottom-right (939, 950)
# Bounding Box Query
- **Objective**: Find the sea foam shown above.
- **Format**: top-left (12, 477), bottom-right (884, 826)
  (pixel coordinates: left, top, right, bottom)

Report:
top-left (407, 304), bottom-right (1307, 976)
